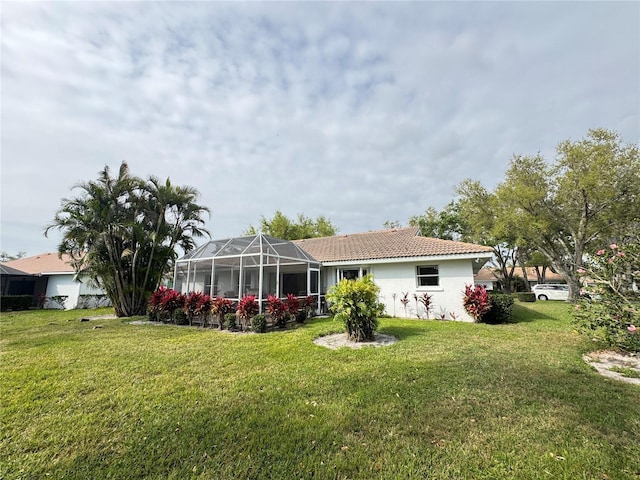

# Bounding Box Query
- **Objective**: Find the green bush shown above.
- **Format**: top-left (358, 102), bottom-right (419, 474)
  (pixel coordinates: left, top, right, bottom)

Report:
top-left (516, 292), bottom-right (536, 303)
top-left (174, 310), bottom-right (189, 326)
top-left (251, 314), bottom-right (267, 333)
top-left (295, 310), bottom-right (307, 324)
top-left (326, 275), bottom-right (384, 342)
top-left (0, 295), bottom-right (33, 311)
top-left (480, 293), bottom-right (514, 324)
top-left (223, 313), bottom-right (237, 331)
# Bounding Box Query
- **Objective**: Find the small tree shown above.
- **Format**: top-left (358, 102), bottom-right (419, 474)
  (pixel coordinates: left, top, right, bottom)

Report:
top-left (326, 275), bottom-right (384, 342)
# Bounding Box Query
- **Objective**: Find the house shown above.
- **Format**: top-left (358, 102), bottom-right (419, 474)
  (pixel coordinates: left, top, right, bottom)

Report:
top-left (174, 227), bottom-right (493, 322)
top-left (474, 266), bottom-right (564, 291)
top-left (2, 253), bottom-right (109, 309)
top-left (294, 228), bottom-right (493, 321)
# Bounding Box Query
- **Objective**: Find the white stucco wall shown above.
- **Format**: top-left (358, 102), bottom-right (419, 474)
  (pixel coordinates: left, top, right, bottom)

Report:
top-left (324, 259), bottom-right (478, 322)
top-left (45, 274), bottom-right (82, 309)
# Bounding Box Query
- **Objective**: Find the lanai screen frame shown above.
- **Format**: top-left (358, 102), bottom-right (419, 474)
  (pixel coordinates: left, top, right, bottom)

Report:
top-left (173, 233), bottom-right (321, 313)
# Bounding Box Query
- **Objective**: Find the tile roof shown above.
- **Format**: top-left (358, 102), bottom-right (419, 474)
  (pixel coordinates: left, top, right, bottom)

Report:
top-left (2, 252), bottom-right (76, 275)
top-left (475, 266), bottom-right (564, 282)
top-left (294, 227), bottom-right (493, 263)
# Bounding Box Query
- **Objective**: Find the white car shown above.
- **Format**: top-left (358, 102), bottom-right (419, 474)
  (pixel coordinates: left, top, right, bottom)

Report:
top-left (532, 284), bottom-right (569, 301)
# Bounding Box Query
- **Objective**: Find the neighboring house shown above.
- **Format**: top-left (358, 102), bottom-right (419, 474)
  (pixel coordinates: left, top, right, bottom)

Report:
top-left (174, 227), bottom-right (493, 322)
top-left (2, 253), bottom-right (109, 309)
top-left (474, 266), bottom-right (565, 291)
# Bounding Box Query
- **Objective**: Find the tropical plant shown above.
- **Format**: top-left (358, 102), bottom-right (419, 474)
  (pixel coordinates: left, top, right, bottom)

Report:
top-left (267, 295), bottom-right (287, 328)
top-left (223, 313), bottom-right (237, 331)
top-left (326, 275), bottom-right (384, 342)
top-left (573, 242), bottom-right (640, 352)
top-left (462, 285), bottom-right (492, 322)
top-left (417, 292), bottom-right (433, 319)
top-left (45, 162), bottom-right (209, 317)
top-left (400, 292), bottom-right (410, 318)
top-left (285, 294), bottom-right (300, 319)
top-left (159, 289), bottom-right (185, 323)
top-left (237, 295), bottom-right (259, 329)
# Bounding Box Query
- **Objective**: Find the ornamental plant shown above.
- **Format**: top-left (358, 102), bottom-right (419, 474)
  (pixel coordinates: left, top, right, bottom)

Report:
top-left (183, 292), bottom-right (205, 326)
top-left (159, 288), bottom-right (185, 323)
top-left (573, 242), bottom-right (640, 353)
top-left (462, 284), bottom-right (491, 322)
top-left (285, 294), bottom-right (300, 319)
top-left (267, 295), bottom-right (286, 328)
top-left (417, 292), bottom-right (433, 319)
top-left (148, 286), bottom-right (167, 321)
top-left (326, 275), bottom-right (384, 342)
top-left (237, 295), bottom-right (259, 328)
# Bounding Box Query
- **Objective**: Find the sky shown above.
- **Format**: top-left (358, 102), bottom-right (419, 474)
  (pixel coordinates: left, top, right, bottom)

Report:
top-left (1, 1), bottom-right (639, 258)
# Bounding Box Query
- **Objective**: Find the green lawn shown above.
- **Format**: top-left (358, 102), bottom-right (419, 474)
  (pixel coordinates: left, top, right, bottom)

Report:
top-left (1, 303), bottom-right (639, 479)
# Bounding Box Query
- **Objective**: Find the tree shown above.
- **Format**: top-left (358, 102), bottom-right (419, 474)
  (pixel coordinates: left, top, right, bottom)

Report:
top-left (0, 251), bottom-right (26, 262)
top-left (455, 180), bottom-right (524, 293)
top-left (45, 162), bottom-right (209, 316)
top-left (409, 200), bottom-right (467, 241)
top-left (496, 129), bottom-right (640, 300)
top-left (245, 211), bottom-right (338, 240)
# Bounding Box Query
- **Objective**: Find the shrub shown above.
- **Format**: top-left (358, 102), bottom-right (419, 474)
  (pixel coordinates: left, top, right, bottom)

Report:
top-left (223, 313), bottom-right (237, 330)
top-left (516, 292), bottom-right (536, 303)
top-left (159, 289), bottom-right (185, 323)
top-left (237, 295), bottom-right (258, 329)
top-left (285, 294), bottom-right (300, 320)
top-left (174, 309), bottom-right (189, 326)
top-left (326, 275), bottom-right (383, 342)
top-left (573, 242), bottom-right (640, 353)
top-left (212, 297), bottom-right (235, 328)
top-left (251, 314), bottom-right (267, 333)
top-left (481, 293), bottom-right (514, 324)
top-left (0, 295), bottom-right (33, 311)
top-left (303, 295), bottom-right (317, 318)
top-left (462, 285), bottom-right (491, 322)
top-left (295, 310), bottom-right (307, 324)
top-left (267, 295), bottom-right (287, 328)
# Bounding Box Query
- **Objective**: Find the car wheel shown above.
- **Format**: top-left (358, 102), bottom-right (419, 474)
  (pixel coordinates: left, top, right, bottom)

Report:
top-left (537, 294), bottom-right (548, 301)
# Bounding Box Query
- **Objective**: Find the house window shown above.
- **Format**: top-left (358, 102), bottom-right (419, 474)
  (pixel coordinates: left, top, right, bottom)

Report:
top-left (417, 265), bottom-right (439, 287)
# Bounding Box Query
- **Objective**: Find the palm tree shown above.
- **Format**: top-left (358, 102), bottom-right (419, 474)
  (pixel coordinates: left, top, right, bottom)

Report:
top-left (45, 162), bottom-right (209, 316)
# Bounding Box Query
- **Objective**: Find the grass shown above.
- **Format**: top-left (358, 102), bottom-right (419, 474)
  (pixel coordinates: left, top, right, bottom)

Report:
top-left (1, 303), bottom-right (639, 479)
top-left (609, 366), bottom-right (640, 379)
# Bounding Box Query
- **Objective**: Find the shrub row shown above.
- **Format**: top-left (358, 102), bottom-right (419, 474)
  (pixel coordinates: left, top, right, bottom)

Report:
top-left (1, 295), bottom-right (33, 311)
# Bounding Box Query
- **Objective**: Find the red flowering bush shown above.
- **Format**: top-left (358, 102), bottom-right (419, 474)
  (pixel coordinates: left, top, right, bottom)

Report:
top-left (183, 292), bottom-right (213, 326)
top-left (462, 284), bottom-right (491, 322)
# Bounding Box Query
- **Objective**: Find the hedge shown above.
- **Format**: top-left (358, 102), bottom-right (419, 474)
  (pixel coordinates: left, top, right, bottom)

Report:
top-left (1, 295), bottom-right (34, 311)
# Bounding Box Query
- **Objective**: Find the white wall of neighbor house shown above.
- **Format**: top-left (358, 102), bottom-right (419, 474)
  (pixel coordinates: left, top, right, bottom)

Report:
top-left (323, 259), bottom-right (478, 322)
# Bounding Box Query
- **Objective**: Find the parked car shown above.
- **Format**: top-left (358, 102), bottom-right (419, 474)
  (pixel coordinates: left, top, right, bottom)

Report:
top-left (532, 283), bottom-right (569, 301)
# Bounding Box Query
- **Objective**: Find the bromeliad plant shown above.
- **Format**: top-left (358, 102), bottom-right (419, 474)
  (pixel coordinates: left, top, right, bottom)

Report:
top-left (326, 275), bottom-right (384, 342)
top-left (573, 242), bottom-right (640, 353)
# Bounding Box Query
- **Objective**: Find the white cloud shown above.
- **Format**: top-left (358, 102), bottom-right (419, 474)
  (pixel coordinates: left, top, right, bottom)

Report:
top-left (1, 1), bottom-right (638, 255)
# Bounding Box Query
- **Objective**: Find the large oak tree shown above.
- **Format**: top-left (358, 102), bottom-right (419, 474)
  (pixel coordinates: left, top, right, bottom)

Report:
top-left (45, 162), bottom-right (209, 316)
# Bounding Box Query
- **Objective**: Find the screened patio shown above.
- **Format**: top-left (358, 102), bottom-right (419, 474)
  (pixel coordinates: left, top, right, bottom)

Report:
top-left (173, 234), bottom-right (321, 313)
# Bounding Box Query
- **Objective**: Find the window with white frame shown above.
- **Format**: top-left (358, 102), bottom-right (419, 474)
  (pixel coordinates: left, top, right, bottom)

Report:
top-left (416, 265), bottom-right (439, 287)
